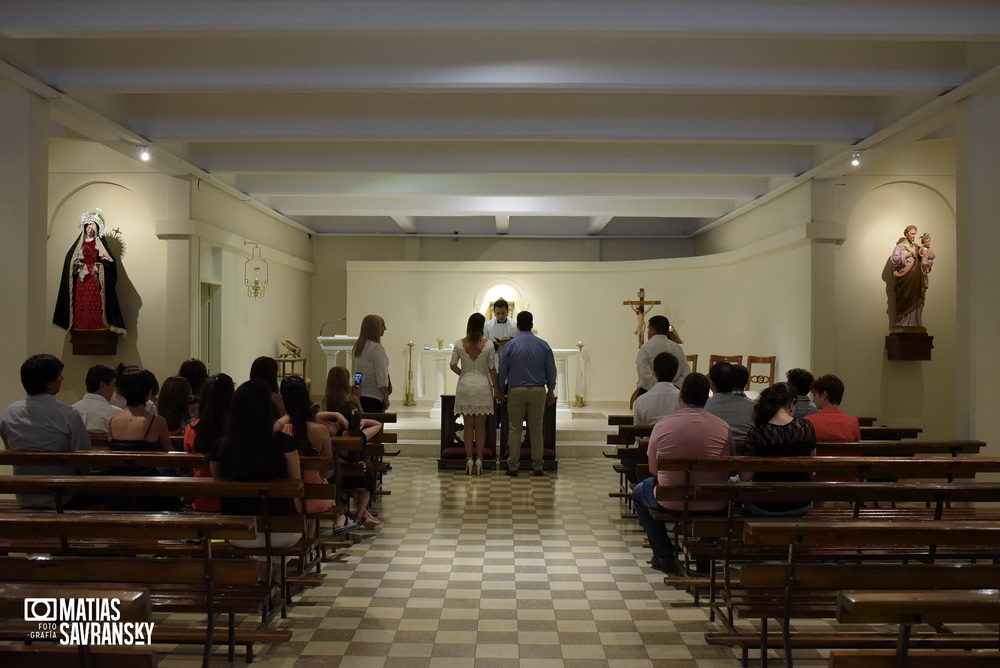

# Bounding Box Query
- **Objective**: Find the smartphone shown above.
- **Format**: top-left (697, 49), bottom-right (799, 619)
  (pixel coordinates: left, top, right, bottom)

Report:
top-left (354, 372), bottom-right (363, 388)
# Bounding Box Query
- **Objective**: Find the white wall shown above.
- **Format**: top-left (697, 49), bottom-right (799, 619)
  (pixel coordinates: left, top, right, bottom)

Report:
top-left (345, 231), bottom-right (814, 405)
top-left (815, 140), bottom-right (957, 438)
top-left (31, 138), bottom-right (315, 409)
top-left (44, 140), bottom-right (188, 404)
top-left (190, 176), bottom-right (314, 385)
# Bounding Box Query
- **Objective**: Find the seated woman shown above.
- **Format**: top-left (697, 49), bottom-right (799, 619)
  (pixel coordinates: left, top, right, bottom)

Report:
top-left (322, 366), bottom-right (362, 412)
top-left (274, 376), bottom-right (335, 515)
top-left (742, 381), bottom-right (817, 516)
top-left (157, 375), bottom-right (193, 436)
top-left (323, 400), bottom-right (383, 529)
top-left (183, 373), bottom-right (235, 512)
top-left (207, 379), bottom-right (302, 551)
top-left (106, 367), bottom-right (177, 510)
top-left (249, 356), bottom-right (284, 420)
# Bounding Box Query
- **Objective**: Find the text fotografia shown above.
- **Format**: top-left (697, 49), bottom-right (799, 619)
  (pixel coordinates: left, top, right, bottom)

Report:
top-left (24, 597), bottom-right (154, 645)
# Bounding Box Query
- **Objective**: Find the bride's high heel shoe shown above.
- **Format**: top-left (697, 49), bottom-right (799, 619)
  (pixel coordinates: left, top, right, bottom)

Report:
top-left (466, 458), bottom-right (474, 475)
top-left (474, 458), bottom-right (483, 475)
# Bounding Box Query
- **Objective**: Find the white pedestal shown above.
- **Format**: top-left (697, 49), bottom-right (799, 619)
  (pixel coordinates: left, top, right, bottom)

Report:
top-left (420, 348), bottom-right (455, 419)
top-left (317, 335), bottom-right (360, 378)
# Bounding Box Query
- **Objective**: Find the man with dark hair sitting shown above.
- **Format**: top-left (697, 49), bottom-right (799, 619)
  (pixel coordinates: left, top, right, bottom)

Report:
top-left (72, 364), bottom-right (122, 431)
top-left (704, 361), bottom-right (755, 440)
top-left (632, 352), bottom-right (680, 426)
top-left (0, 354), bottom-right (93, 509)
top-left (786, 368), bottom-right (819, 417)
top-left (631, 373), bottom-right (734, 574)
top-left (733, 364), bottom-right (750, 398)
top-left (805, 374), bottom-right (861, 441)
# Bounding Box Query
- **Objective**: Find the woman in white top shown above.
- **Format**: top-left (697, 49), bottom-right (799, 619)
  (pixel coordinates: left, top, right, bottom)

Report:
top-left (352, 314), bottom-right (391, 413)
top-left (450, 313), bottom-right (503, 475)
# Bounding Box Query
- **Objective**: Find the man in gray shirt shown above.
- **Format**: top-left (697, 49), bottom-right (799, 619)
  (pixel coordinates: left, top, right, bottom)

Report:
top-left (704, 361), bottom-right (755, 440)
top-left (0, 354), bottom-right (93, 509)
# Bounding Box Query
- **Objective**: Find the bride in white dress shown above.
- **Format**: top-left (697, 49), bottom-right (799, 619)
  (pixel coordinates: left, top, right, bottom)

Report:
top-left (450, 313), bottom-right (503, 474)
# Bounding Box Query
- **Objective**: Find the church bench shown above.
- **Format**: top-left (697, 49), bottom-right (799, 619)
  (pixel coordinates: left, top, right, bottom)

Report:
top-left (0, 475), bottom-right (337, 615)
top-left (0, 511), bottom-right (288, 666)
top-left (815, 440), bottom-right (984, 457)
top-left (719, 520), bottom-right (1000, 667)
top-left (651, 477), bottom-right (1000, 624)
top-left (827, 650), bottom-right (1000, 668)
top-left (0, 645), bottom-right (155, 668)
top-left (859, 426), bottom-right (923, 440)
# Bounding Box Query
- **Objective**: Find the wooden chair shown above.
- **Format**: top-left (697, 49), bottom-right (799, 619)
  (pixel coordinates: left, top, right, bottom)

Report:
top-left (745, 355), bottom-right (776, 391)
top-left (708, 354), bottom-right (742, 369)
top-left (686, 354), bottom-right (698, 373)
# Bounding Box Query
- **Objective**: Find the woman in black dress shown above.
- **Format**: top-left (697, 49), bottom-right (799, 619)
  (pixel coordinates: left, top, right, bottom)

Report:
top-left (743, 381), bottom-right (816, 516)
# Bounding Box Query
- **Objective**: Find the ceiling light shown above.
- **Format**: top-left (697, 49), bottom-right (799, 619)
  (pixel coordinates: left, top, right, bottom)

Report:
top-left (138, 146), bottom-right (151, 162)
top-left (850, 151), bottom-right (861, 167)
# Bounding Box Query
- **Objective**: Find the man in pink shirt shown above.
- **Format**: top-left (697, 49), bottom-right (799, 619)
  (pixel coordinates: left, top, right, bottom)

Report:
top-left (804, 375), bottom-right (860, 442)
top-left (631, 373), bottom-right (735, 574)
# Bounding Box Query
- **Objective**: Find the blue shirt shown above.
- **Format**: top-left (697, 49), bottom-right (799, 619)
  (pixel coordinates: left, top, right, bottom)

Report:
top-left (498, 330), bottom-right (557, 391)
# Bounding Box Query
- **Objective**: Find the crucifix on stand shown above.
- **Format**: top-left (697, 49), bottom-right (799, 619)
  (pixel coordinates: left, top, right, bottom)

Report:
top-left (623, 288), bottom-right (661, 348)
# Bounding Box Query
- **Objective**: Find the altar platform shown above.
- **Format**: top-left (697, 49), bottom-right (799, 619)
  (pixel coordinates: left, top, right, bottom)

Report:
top-left (384, 402), bottom-right (629, 459)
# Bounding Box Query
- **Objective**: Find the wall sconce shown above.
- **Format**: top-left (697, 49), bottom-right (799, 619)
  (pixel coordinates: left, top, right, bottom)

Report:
top-left (244, 241), bottom-right (269, 299)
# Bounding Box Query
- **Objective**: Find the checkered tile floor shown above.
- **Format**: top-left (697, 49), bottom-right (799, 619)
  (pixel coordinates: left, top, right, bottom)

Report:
top-left (156, 457), bottom-right (835, 667)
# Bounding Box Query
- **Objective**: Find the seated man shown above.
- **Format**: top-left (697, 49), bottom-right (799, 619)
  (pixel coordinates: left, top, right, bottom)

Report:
top-left (733, 364), bottom-right (750, 398)
top-left (786, 367), bottom-right (819, 418)
top-left (631, 373), bottom-right (735, 574)
top-left (72, 364), bottom-right (122, 432)
top-left (805, 374), bottom-right (861, 441)
top-left (0, 354), bottom-right (93, 509)
top-left (632, 352), bottom-right (680, 426)
top-left (704, 361), bottom-right (755, 440)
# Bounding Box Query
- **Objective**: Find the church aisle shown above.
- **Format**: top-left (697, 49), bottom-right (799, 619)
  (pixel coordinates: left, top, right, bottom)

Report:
top-left (159, 458), bottom-right (827, 667)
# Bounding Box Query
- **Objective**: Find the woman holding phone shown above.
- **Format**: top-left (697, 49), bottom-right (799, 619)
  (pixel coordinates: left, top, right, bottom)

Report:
top-left (352, 315), bottom-right (391, 413)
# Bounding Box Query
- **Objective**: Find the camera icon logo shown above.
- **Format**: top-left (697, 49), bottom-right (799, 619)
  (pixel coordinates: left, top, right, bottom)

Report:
top-left (24, 598), bottom-right (58, 622)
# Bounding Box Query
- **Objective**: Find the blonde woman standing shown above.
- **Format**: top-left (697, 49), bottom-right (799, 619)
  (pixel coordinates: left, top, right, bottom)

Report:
top-left (353, 314), bottom-right (391, 413)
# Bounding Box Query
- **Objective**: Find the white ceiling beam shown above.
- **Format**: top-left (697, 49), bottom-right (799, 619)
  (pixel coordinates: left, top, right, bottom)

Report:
top-left (587, 216), bottom-right (613, 235)
top-left (270, 195), bottom-right (734, 219)
top-left (390, 215), bottom-right (417, 233)
top-left (36, 64), bottom-right (964, 96)
top-left (132, 116), bottom-right (874, 144)
top-left (233, 174), bottom-right (770, 199)
top-left (192, 142), bottom-right (815, 177)
top-left (495, 215), bottom-right (509, 235)
top-left (3, 2), bottom-right (998, 40)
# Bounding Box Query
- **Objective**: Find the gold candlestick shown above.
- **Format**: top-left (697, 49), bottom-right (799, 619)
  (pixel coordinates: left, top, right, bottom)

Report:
top-left (573, 342), bottom-right (586, 407)
top-left (404, 341), bottom-right (416, 406)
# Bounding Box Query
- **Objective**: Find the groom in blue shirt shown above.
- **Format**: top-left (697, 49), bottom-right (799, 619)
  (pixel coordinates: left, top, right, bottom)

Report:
top-left (498, 311), bottom-right (556, 477)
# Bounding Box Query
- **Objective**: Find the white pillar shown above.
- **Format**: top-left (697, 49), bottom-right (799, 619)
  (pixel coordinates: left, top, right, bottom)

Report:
top-left (156, 219), bottom-right (198, 370)
top-left (955, 94), bottom-right (1000, 450)
top-left (0, 79), bottom-right (48, 407)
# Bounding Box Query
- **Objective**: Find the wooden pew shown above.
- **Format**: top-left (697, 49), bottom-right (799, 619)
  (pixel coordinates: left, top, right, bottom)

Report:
top-left (836, 589), bottom-right (1000, 666)
top-left (0, 511), bottom-right (283, 667)
top-left (719, 519), bottom-right (1000, 667)
top-left (828, 650), bottom-right (1000, 668)
top-left (859, 426), bottom-right (922, 440)
top-left (0, 474), bottom-right (336, 619)
top-left (0, 583), bottom-right (153, 668)
top-left (634, 438), bottom-right (985, 458)
top-left (816, 440), bottom-right (984, 457)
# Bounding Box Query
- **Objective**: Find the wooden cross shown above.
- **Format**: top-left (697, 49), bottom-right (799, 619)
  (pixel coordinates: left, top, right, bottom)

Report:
top-left (623, 288), bottom-right (661, 348)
